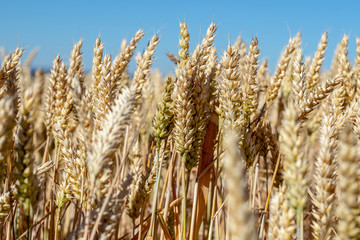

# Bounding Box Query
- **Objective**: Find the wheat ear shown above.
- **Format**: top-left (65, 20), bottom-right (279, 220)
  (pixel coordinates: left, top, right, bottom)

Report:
top-left (110, 29), bottom-right (144, 100)
top-left (84, 85), bottom-right (136, 239)
top-left (153, 76), bottom-right (174, 142)
top-left (0, 97), bottom-right (16, 183)
top-left (14, 88), bottom-right (37, 216)
top-left (67, 39), bottom-right (85, 86)
top-left (0, 52), bottom-right (22, 115)
top-left (51, 56), bottom-right (68, 135)
top-left (91, 37), bottom-right (104, 105)
top-left (307, 32), bottom-right (328, 91)
top-left (280, 102), bottom-right (308, 239)
top-left (266, 37), bottom-right (296, 104)
top-left (267, 185), bottom-right (296, 240)
top-left (292, 48), bottom-right (307, 110)
top-left (190, 35), bottom-right (218, 170)
top-left (311, 111), bottom-right (338, 240)
top-left (179, 22), bottom-right (190, 65)
top-left (298, 75), bottom-right (342, 122)
top-left (71, 75), bottom-right (94, 142)
top-left (338, 35), bottom-right (354, 103)
top-left (0, 185), bottom-right (18, 224)
top-left (132, 34), bottom-right (159, 103)
top-left (173, 65), bottom-right (196, 170)
top-left (243, 37), bottom-right (260, 117)
top-left (223, 131), bottom-right (257, 240)
top-left (333, 35), bottom-right (350, 116)
top-left (88, 85), bottom-right (136, 191)
top-left (336, 125), bottom-right (360, 239)
top-left (0, 47), bottom-right (24, 86)
top-left (97, 176), bottom-right (132, 239)
top-left (126, 141), bottom-right (146, 220)
top-left (44, 55), bottom-right (60, 136)
top-left (216, 44), bottom-right (242, 130)
top-left (94, 54), bottom-right (112, 130)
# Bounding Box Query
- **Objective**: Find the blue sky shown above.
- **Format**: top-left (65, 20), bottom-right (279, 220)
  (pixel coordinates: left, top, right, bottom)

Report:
top-left (1, 0), bottom-right (360, 74)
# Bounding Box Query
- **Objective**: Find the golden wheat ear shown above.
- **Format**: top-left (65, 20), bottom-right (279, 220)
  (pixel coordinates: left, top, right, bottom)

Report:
top-left (111, 29), bottom-right (144, 100)
top-left (223, 130), bottom-right (257, 240)
top-left (266, 37), bottom-right (296, 105)
top-left (336, 125), bottom-right (360, 239)
top-left (307, 31), bottom-right (328, 91)
top-left (311, 111), bottom-right (338, 240)
top-left (0, 47), bottom-right (24, 86)
top-left (280, 102), bottom-right (308, 239)
top-left (0, 97), bottom-right (16, 184)
top-left (268, 185), bottom-right (296, 240)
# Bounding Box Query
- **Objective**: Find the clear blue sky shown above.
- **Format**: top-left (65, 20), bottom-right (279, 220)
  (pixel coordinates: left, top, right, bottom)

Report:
top-left (1, 0), bottom-right (360, 74)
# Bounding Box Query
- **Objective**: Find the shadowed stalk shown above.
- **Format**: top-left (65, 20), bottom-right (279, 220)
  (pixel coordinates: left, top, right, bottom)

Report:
top-left (181, 162), bottom-right (187, 240)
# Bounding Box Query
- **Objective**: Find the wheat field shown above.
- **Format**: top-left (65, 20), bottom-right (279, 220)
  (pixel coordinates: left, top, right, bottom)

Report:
top-left (0, 22), bottom-right (359, 240)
